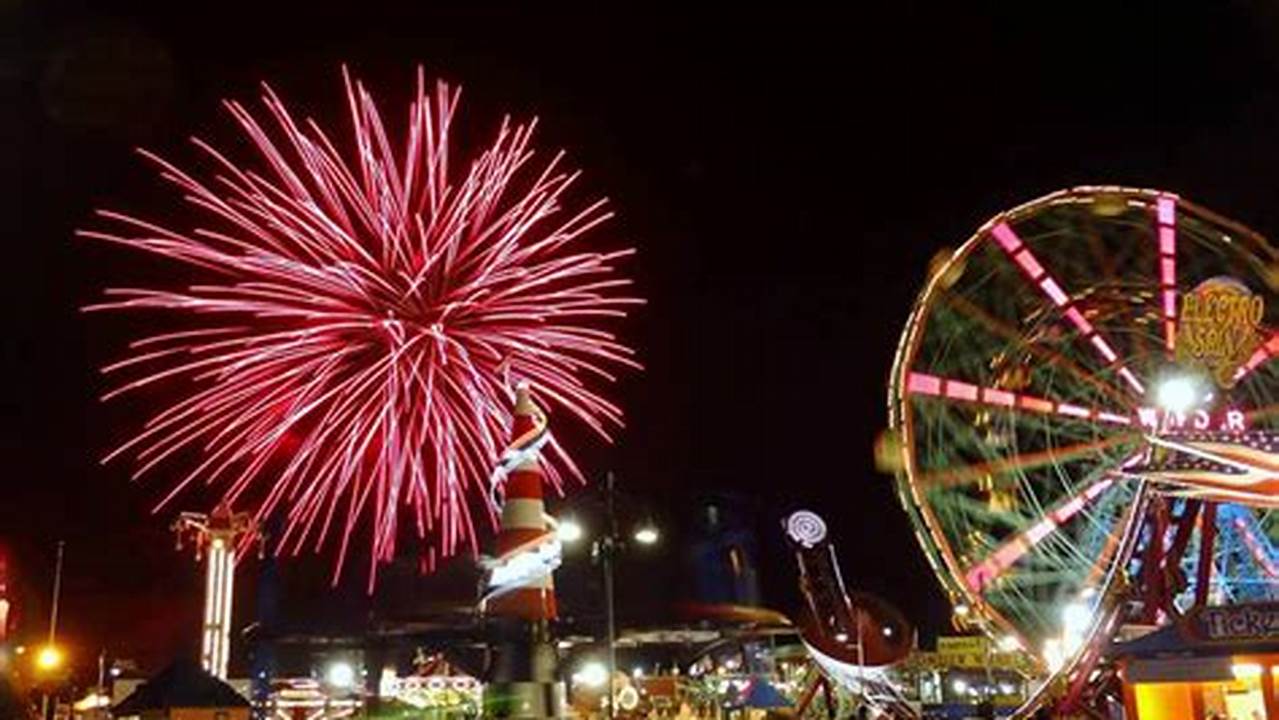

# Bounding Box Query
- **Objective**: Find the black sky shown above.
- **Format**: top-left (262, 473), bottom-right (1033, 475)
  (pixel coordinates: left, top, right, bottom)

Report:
top-left (11, 0), bottom-right (1279, 674)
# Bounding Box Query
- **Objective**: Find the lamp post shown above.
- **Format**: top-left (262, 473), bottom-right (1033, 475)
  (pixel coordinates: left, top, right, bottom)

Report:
top-left (601, 473), bottom-right (619, 720)
top-left (40, 540), bottom-right (65, 720)
top-left (560, 473), bottom-right (660, 720)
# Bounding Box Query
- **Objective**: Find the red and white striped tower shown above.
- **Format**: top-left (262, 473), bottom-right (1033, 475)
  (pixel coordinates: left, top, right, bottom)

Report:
top-left (484, 385), bottom-right (567, 720)
top-left (486, 385), bottom-right (558, 621)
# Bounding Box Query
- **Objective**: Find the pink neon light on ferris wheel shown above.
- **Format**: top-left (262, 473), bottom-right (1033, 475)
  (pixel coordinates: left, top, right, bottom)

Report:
top-left (904, 371), bottom-right (1132, 426)
top-left (1156, 195), bottom-right (1178, 353)
top-left (989, 222), bottom-right (1145, 395)
top-left (963, 477), bottom-right (1115, 592)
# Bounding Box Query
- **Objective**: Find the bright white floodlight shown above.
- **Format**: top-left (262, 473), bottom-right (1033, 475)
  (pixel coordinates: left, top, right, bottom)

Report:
top-left (326, 660), bottom-right (356, 688)
top-left (557, 518), bottom-right (584, 543)
top-left (1156, 375), bottom-right (1199, 413)
top-left (633, 525), bottom-right (660, 545)
top-left (573, 661), bottom-right (608, 688)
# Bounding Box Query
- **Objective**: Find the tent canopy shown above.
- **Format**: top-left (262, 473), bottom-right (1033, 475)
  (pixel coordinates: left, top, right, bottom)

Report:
top-left (113, 659), bottom-right (249, 715)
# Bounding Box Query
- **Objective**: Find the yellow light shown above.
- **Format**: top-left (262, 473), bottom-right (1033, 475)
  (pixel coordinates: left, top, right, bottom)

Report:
top-left (1232, 662), bottom-right (1263, 679)
top-left (36, 645), bottom-right (64, 671)
top-left (73, 693), bottom-right (111, 712)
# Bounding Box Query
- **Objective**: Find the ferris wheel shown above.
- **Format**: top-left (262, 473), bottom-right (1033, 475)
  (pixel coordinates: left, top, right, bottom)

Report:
top-left (885, 186), bottom-right (1279, 710)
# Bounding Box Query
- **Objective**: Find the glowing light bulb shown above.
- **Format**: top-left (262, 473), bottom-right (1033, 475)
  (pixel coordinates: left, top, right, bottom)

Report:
top-left (633, 526), bottom-right (659, 545)
top-left (326, 661), bottom-right (355, 688)
top-left (557, 519), bottom-right (584, 543)
top-left (1157, 376), bottom-right (1199, 413)
top-left (573, 662), bottom-right (608, 688)
top-left (36, 646), bottom-right (63, 671)
top-left (1233, 663), bottom-right (1263, 679)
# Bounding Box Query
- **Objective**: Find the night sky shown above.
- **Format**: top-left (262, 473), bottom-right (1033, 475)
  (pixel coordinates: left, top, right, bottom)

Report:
top-left (11, 1), bottom-right (1279, 676)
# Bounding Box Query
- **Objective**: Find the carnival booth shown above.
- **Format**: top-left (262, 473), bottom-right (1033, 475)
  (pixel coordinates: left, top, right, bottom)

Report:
top-left (1114, 603), bottom-right (1279, 720)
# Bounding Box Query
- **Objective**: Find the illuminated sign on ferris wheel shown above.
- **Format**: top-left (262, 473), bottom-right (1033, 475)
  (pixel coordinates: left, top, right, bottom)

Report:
top-left (1176, 277), bottom-right (1266, 388)
top-left (1136, 406), bottom-right (1248, 434)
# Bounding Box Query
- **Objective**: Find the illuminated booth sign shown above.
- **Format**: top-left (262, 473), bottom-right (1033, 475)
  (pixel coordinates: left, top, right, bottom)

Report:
top-left (1186, 602), bottom-right (1279, 644)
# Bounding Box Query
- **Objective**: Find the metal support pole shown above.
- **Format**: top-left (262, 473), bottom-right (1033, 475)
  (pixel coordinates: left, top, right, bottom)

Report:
top-left (604, 472), bottom-right (618, 720)
top-left (1141, 499), bottom-right (1169, 623)
top-left (1195, 502), bottom-right (1219, 608)
top-left (49, 541), bottom-right (64, 645)
top-left (855, 608), bottom-right (865, 699)
top-left (42, 540), bottom-right (65, 720)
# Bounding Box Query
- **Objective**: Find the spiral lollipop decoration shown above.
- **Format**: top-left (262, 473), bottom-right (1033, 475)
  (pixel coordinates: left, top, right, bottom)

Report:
top-left (785, 510), bottom-right (828, 549)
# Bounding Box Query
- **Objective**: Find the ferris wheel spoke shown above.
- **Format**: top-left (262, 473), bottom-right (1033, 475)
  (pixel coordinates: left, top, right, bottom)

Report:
top-left (1233, 331), bottom-right (1279, 384)
top-left (1155, 195), bottom-right (1178, 354)
top-left (989, 221), bottom-right (1146, 395)
top-left (1083, 523), bottom-right (1125, 589)
top-left (911, 432), bottom-right (1138, 488)
top-left (1245, 403), bottom-right (1279, 424)
top-left (906, 371), bottom-right (1134, 427)
top-left (941, 294), bottom-right (1133, 408)
top-left (962, 476), bottom-right (1119, 593)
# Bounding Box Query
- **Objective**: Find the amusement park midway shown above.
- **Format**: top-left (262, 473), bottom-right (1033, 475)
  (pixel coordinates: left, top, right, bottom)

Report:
top-left (13, 3), bottom-right (1279, 720)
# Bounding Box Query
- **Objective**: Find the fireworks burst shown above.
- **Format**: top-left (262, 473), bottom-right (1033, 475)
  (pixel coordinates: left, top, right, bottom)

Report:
top-left (81, 69), bottom-right (641, 584)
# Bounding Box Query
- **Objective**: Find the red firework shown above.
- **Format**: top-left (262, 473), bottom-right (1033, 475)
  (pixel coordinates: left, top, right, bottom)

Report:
top-left (81, 69), bottom-right (641, 584)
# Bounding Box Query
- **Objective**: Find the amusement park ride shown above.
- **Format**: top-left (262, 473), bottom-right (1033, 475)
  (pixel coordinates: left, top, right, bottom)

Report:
top-left (883, 186), bottom-right (1279, 716)
top-left (172, 504), bottom-right (258, 680)
top-left (782, 510), bottom-right (916, 717)
top-left (136, 184), bottom-right (1279, 719)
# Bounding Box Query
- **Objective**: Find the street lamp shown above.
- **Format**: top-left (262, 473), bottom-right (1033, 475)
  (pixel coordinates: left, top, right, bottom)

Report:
top-left (39, 541), bottom-right (65, 720)
top-left (632, 525), bottom-right (659, 546)
top-left (557, 518), bottom-right (585, 544)
top-left (35, 645), bottom-right (63, 672)
top-left (558, 473), bottom-right (661, 720)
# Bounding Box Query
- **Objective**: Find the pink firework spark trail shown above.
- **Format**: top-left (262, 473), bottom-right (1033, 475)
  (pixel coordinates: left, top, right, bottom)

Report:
top-left (80, 69), bottom-right (642, 586)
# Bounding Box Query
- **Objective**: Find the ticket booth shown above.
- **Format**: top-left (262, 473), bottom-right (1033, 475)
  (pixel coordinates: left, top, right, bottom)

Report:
top-left (1113, 603), bottom-right (1279, 720)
